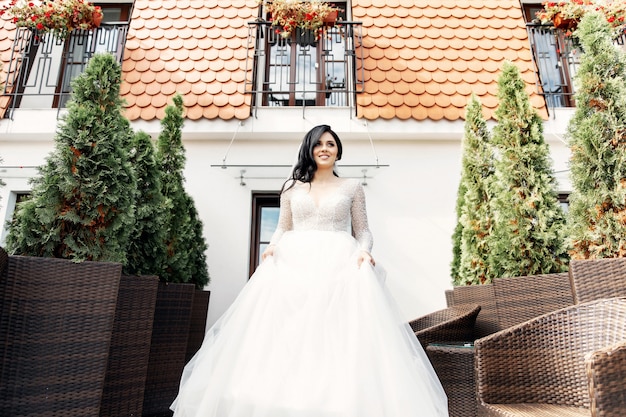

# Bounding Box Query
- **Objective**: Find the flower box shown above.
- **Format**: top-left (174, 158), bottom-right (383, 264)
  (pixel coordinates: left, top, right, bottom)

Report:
top-left (1, 0), bottom-right (103, 39)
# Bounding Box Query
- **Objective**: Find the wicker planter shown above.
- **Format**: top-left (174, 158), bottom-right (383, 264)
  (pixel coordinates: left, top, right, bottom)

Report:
top-left (142, 282), bottom-right (195, 417)
top-left (185, 289), bottom-right (210, 363)
top-left (0, 254), bottom-right (122, 416)
top-left (99, 275), bottom-right (159, 417)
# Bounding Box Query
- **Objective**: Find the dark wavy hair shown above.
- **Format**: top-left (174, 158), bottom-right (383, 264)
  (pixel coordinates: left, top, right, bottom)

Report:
top-left (281, 125), bottom-right (342, 193)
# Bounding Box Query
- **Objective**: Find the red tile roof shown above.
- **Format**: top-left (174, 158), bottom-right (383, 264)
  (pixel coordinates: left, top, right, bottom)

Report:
top-left (0, 0), bottom-right (547, 122)
top-left (352, 0), bottom-right (546, 121)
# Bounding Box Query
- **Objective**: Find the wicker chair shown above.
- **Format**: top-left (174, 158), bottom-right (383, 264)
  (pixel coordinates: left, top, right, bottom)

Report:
top-left (475, 297), bottom-right (626, 417)
top-left (408, 304), bottom-right (481, 350)
top-left (493, 272), bottom-right (574, 329)
top-left (409, 304), bottom-right (480, 417)
top-left (569, 257), bottom-right (626, 304)
top-left (452, 284), bottom-right (500, 338)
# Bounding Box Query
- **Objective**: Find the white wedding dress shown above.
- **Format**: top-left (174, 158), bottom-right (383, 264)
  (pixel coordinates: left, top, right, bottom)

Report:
top-left (170, 178), bottom-right (448, 417)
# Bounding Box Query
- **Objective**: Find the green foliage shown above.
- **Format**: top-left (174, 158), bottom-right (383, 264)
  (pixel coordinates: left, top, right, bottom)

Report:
top-left (486, 61), bottom-right (569, 278)
top-left (184, 194), bottom-right (210, 288)
top-left (156, 94), bottom-right (209, 286)
top-left (450, 186), bottom-right (465, 284)
top-left (455, 95), bottom-right (495, 285)
top-left (124, 131), bottom-right (169, 275)
top-left (566, 12), bottom-right (626, 259)
top-left (6, 53), bottom-right (136, 263)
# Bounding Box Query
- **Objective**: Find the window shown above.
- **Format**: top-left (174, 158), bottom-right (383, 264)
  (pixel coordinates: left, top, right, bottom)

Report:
top-left (249, 192), bottom-right (280, 276)
top-left (523, 4), bottom-right (579, 108)
top-left (246, 0), bottom-right (364, 112)
top-left (4, 3), bottom-right (132, 115)
top-left (0, 191), bottom-right (31, 245)
top-left (558, 193), bottom-right (570, 214)
top-left (56, 4), bottom-right (132, 107)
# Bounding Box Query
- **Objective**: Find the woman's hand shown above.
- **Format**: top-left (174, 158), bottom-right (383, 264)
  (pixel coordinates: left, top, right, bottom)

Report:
top-left (357, 250), bottom-right (375, 267)
top-left (262, 244), bottom-right (276, 261)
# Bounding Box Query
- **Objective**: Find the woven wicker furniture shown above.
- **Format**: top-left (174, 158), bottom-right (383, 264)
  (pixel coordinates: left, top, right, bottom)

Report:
top-left (493, 272), bottom-right (574, 329)
top-left (475, 297), bottom-right (626, 417)
top-left (569, 257), bottom-right (626, 304)
top-left (409, 305), bottom-right (480, 417)
top-left (426, 343), bottom-right (476, 417)
top-left (409, 304), bottom-right (480, 350)
top-left (99, 274), bottom-right (159, 417)
top-left (185, 289), bottom-right (211, 362)
top-left (0, 254), bottom-right (121, 416)
top-left (452, 284), bottom-right (499, 338)
top-left (142, 282), bottom-right (195, 417)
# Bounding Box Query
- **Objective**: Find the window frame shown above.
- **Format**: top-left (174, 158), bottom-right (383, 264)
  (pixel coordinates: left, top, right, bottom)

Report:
top-left (249, 191), bottom-right (280, 276)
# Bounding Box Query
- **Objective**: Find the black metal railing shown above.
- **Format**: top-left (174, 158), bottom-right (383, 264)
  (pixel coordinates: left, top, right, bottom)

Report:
top-left (245, 20), bottom-right (364, 116)
top-left (526, 23), bottom-right (626, 112)
top-left (2, 23), bottom-right (129, 119)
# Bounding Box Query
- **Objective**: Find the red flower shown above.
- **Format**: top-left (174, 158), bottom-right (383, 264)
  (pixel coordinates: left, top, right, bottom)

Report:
top-left (36, 22), bottom-right (43, 29)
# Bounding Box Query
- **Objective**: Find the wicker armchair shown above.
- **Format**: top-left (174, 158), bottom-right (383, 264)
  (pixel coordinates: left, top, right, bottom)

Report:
top-left (452, 284), bottom-right (499, 338)
top-left (475, 297), bottom-right (626, 417)
top-left (409, 304), bottom-right (481, 350)
top-left (493, 272), bottom-right (574, 329)
top-left (569, 257), bottom-right (626, 304)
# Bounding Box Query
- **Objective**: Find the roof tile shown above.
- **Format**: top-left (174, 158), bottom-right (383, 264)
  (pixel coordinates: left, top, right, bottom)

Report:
top-left (0, 1), bottom-right (547, 122)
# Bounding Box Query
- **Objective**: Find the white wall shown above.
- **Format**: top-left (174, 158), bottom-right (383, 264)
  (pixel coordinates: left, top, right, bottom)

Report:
top-left (0, 109), bottom-right (574, 328)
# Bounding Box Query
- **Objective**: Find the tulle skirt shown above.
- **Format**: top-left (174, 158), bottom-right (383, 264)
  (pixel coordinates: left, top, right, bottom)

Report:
top-left (170, 231), bottom-right (448, 417)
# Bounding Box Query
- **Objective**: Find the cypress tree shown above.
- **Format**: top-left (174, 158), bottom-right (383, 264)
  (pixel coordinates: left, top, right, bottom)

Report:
top-left (450, 183), bottom-right (466, 284)
top-left (157, 93), bottom-right (209, 285)
top-left (185, 194), bottom-right (210, 288)
top-left (456, 95), bottom-right (495, 285)
top-left (6, 53), bottom-right (136, 263)
top-left (125, 131), bottom-right (168, 275)
top-left (566, 12), bottom-right (626, 259)
top-left (487, 61), bottom-right (568, 278)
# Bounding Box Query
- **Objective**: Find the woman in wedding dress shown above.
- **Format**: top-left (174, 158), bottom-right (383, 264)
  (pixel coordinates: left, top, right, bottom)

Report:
top-left (170, 125), bottom-right (449, 417)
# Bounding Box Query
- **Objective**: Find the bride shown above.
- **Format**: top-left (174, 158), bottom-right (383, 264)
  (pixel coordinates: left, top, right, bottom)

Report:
top-left (170, 125), bottom-right (449, 417)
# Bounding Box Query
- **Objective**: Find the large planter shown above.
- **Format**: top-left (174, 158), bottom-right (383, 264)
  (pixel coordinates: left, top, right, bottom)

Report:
top-left (99, 274), bottom-right (159, 417)
top-left (185, 289), bottom-right (210, 363)
top-left (0, 254), bottom-right (122, 416)
top-left (142, 282), bottom-right (195, 417)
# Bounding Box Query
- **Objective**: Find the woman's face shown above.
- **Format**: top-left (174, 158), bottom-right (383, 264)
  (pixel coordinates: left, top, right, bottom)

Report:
top-left (313, 132), bottom-right (339, 169)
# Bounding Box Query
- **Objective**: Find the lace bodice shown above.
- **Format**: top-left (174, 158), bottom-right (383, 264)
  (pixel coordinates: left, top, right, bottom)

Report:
top-left (269, 178), bottom-right (373, 252)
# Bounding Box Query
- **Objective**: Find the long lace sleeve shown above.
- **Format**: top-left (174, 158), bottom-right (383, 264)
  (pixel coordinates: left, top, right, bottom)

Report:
top-left (351, 182), bottom-right (373, 253)
top-left (269, 190), bottom-right (293, 246)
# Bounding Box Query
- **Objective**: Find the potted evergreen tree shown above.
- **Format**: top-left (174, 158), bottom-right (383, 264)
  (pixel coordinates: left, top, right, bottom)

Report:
top-left (142, 93), bottom-right (210, 417)
top-left (450, 64), bottom-right (569, 337)
top-left (566, 12), bottom-right (626, 259)
top-left (0, 53), bottom-right (134, 416)
top-left (453, 94), bottom-right (495, 287)
top-left (486, 61), bottom-right (569, 278)
top-left (98, 130), bottom-right (165, 417)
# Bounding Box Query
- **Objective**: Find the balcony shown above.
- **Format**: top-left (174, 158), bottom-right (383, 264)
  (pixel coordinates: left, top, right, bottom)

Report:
top-left (1, 23), bottom-right (129, 119)
top-left (245, 20), bottom-right (364, 116)
top-left (526, 23), bottom-right (626, 113)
